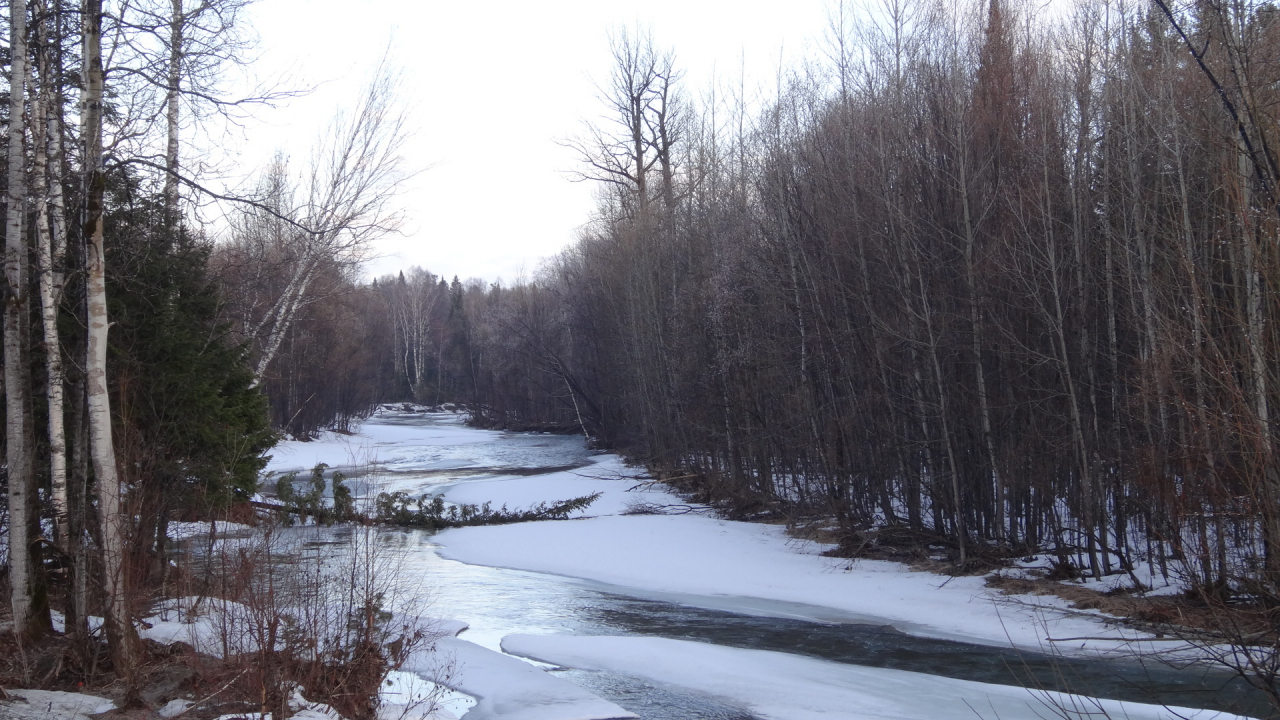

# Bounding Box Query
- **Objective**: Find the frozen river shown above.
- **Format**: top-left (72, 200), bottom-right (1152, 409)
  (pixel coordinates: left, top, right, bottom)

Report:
top-left (259, 410), bottom-right (1269, 720)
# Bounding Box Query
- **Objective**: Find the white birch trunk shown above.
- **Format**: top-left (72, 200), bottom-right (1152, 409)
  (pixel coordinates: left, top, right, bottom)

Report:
top-left (252, 259), bottom-right (317, 385)
top-left (83, 0), bottom-right (137, 673)
top-left (31, 25), bottom-right (69, 546)
top-left (6, 0), bottom-right (37, 639)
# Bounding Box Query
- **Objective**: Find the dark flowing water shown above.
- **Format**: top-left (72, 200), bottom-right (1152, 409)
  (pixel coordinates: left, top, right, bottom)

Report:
top-left (262, 412), bottom-right (1274, 719)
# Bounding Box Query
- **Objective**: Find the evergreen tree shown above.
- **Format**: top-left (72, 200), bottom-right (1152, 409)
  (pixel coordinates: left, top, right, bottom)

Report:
top-left (103, 170), bottom-right (274, 577)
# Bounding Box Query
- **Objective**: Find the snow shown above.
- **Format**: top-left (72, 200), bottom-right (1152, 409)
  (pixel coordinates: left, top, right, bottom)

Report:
top-left (159, 698), bottom-right (197, 717)
top-left (263, 412), bottom-right (589, 479)
top-left (167, 520), bottom-right (257, 540)
top-left (381, 670), bottom-right (470, 720)
top-left (134, 597), bottom-right (467, 663)
top-left (434, 474), bottom-right (1155, 656)
top-left (49, 609), bottom-right (103, 636)
top-left (401, 637), bottom-right (636, 720)
top-left (1007, 555), bottom-right (1188, 597)
top-left (1, 690), bottom-right (115, 720)
top-left (265, 420), bottom-right (489, 475)
top-left (139, 596), bottom-right (265, 655)
top-left (501, 634), bottom-right (1246, 720)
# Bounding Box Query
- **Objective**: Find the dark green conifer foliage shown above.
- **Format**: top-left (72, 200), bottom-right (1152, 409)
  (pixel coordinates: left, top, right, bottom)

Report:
top-left (102, 170), bottom-right (274, 574)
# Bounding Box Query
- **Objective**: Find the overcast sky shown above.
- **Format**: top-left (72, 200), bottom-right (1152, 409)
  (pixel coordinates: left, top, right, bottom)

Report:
top-left (210, 0), bottom-right (833, 284)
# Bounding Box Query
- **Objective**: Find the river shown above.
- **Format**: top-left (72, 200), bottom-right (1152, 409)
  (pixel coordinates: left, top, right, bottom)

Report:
top-left (261, 409), bottom-right (1271, 720)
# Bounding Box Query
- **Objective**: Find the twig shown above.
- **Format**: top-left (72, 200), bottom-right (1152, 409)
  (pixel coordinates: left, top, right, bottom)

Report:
top-left (1045, 635), bottom-right (1186, 643)
top-left (170, 669), bottom-right (248, 718)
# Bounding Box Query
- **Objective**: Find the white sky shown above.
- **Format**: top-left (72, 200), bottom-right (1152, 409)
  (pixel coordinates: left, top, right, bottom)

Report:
top-left (213, 0), bottom-right (834, 284)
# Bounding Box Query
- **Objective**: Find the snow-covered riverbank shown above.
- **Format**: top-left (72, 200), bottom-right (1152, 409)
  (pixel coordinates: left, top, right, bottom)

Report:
top-left (255, 409), bottom-right (1254, 720)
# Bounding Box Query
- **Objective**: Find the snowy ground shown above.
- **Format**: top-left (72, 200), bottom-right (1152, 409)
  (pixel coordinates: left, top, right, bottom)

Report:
top-left (0, 689), bottom-right (115, 720)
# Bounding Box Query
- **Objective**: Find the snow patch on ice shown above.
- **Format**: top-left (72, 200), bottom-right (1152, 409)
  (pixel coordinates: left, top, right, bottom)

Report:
top-left (437, 511), bottom-right (1154, 654)
top-left (167, 520), bottom-right (256, 540)
top-left (438, 456), bottom-right (672, 518)
top-left (264, 412), bottom-right (589, 479)
top-left (433, 468), bottom-right (1175, 657)
top-left (401, 636), bottom-right (635, 720)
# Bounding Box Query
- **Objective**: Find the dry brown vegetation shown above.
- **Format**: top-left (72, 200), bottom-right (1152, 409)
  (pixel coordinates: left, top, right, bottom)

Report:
top-left (1, 519), bottom-right (442, 720)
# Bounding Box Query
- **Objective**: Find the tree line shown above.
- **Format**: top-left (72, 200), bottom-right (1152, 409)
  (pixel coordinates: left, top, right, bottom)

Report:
top-left (387, 0), bottom-right (1280, 612)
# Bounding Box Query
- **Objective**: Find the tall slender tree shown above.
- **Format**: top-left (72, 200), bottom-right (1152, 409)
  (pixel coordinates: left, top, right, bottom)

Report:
top-left (83, 0), bottom-right (140, 678)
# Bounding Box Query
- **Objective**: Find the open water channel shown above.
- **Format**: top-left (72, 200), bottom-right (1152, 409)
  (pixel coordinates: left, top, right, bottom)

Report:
top-left (267, 412), bottom-right (1271, 720)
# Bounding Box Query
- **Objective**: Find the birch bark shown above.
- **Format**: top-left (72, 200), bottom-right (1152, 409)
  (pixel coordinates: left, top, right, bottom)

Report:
top-left (6, 0), bottom-right (39, 640)
top-left (83, 0), bottom-right (139, 675)
top-left (32, 0), bottom-right (70, 547)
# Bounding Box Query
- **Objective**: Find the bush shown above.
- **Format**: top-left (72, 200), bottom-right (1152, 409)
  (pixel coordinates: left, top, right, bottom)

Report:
top-left (183, 520), bottom-right (445, 720)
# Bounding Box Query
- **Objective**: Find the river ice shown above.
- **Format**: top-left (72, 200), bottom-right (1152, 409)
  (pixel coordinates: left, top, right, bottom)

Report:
top-left (432, 463), bottom-right (1158, 657)
top-left (256, 410), bottom-right (1250, 720)
top-left (405, 637), bottom-right (636, 720)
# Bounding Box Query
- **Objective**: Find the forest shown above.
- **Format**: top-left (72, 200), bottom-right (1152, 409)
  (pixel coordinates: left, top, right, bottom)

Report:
top-left (4, 0), bottom-right (1280, 712)
top-left (0, 0), bottom-right (413, 704)
top-left (346, 0), bottom-right (1280, 611)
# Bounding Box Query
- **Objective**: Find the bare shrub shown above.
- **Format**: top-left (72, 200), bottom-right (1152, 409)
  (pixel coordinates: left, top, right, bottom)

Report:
top-left (172, 518), bottom-right (446, 719)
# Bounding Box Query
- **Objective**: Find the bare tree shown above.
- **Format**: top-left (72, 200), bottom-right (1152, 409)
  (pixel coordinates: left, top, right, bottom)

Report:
top-left (215, 65), bottom-right (410, 387)
top-left (31, 0), bottom-right (72, 550)
top-left (565, 27), bottom-right (684, 220)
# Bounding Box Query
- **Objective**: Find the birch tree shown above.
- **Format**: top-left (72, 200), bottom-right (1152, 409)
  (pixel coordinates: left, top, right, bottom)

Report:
top-left (223, 67), bottom-right (409, 386)
top-left (6, 0), bottom-right (46, 642)
top-left (31, 0), bottom-right (72, 549)
top-left (83, 0), bottom-right (141, 677)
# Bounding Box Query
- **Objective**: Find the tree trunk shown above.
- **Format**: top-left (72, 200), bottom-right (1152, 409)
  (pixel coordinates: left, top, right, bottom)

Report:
top-left (32, 1), bottom-right (70, 548)
top-left (6, 0), bottom-right (46, 642)
top-left (163, 0), bottom-right (183, 221)
top-left (958, 146), bottom-right (1002, 542)
top-left (83, 0), bottom-right (139, 678)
